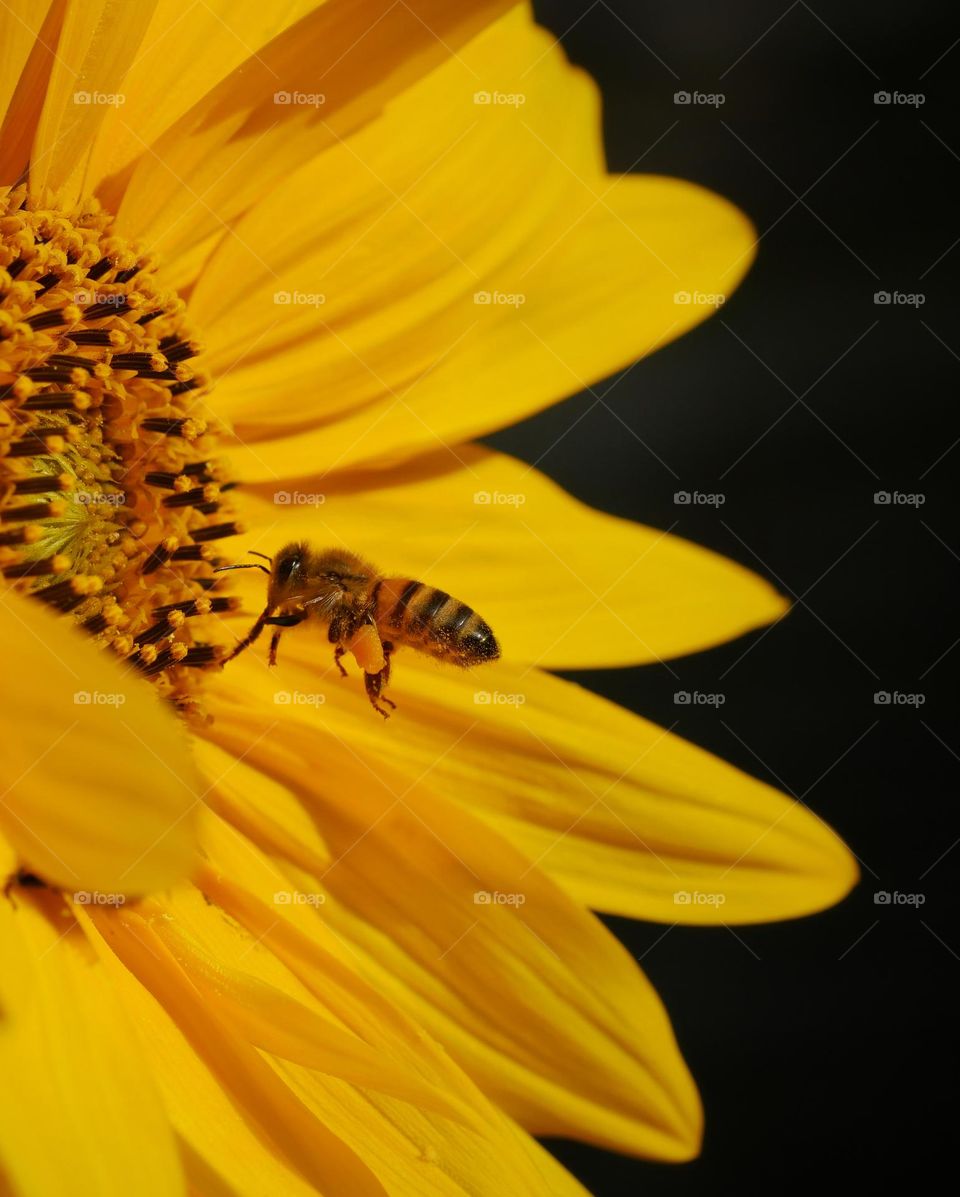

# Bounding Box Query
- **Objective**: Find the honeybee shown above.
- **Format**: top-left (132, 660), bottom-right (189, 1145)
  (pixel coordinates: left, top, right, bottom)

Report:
top-left (216, 543), bottom-right (500, 718)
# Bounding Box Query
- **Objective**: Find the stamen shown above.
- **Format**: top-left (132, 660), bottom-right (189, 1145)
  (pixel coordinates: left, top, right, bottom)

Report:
top-left (11, 473), bottom-right (72, 495)
top-left (1, 500), bottom-right (67, 522)
top-left (3, 554), bottom-right (71, 578)
top-left (190, 521), bottom-right (243, 543)
top-left (6, 431), bottom-right (66, 456)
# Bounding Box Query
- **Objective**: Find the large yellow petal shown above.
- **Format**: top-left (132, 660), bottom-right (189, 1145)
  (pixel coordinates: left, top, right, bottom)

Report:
top-left (83, 0), bottom-right (318, 192)
top-left (0, 592), bottom-right (199, 894)
top-left (108, 0), bottom-right (514, 274)
top-left (83, 902), bottom-right (389, 1197)
top-left (28, 0), bottom-right (159, 203)
top-left (82, 856), bottom-right (590, 1195)
top-left (192, 6), bottom-right (753, 466)
top-left (195, 823), bottom-right (592, 1194)
top-left (0, 0), bottom-right (62, 186)
top-left (0, 0), bottom-right (54, 133)
top-left (0, 892), bottom-right (184, 1195)
top-left (132, 887), bottom-right (476, 1126)
top-left (198, 677), bottom-right (704, 1160)
top-left (224, 446), bottom-right (785, 669)
top-left (205, 636), bottom-right (856, 925)
top-left (76, 905), bottom-right (323, 1197)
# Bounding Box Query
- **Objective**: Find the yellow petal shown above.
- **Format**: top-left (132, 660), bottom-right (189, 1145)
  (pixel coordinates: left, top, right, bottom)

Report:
top-left (226, 446), bottom-right (785, 668)
top-left (81, 856), bottom-right (590, 1196)
top-left (0, 0), bottom-right (62, 185)
top-left (222, 639), bottom-right (856, 923)
top-left (0, 592), bottom-right (199, 894)
top-left (110, 0), bottom-right (514, 274)
top-left (29, 0), bottom-right (159, 204)
top-left (190, 833), bottom-right (593, 1194)
top-left (193, 7), bottom-right (753, 466)
top-left (83, 1), bottom-right (317, 192)
top-left (76, 904), bottom-right (323, 1197)
top-left (198, 683), bottom-right (704, 1160)
top-left (83, 902), bottom-right (389, 1197)
top-left (0, 0), bottom-right (54, 131)
top-left (134, 886), bottom-right (476, 1126)
top-left (0, 891), bottom-right (184, 1195)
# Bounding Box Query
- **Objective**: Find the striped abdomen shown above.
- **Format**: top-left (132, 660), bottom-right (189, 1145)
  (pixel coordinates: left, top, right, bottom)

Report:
top-left (375, 578), bottom-right (499, 665)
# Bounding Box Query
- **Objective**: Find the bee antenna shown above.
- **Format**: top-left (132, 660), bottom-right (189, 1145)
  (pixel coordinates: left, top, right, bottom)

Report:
top-left (214, 562), bottom-right (271, 576)
top-left (248, 550), bottom-right (273, 564)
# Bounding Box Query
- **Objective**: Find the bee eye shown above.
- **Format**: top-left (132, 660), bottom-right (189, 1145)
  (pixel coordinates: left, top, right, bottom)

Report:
top-left (276, 555), bottom-right (301, 584)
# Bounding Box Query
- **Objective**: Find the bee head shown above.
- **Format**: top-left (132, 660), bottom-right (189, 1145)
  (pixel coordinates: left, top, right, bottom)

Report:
top-left (263, 544), bottom-right (374, 619)
top-left (267, 541), bottom-right (308, 606)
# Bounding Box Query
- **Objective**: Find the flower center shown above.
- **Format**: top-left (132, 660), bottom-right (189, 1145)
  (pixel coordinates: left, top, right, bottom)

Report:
top-left (0, 187), bottom-right (240, 715)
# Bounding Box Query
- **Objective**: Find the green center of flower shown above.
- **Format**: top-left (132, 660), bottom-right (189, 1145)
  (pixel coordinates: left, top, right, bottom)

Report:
top-left (0, 187), bottom-right (240, 714)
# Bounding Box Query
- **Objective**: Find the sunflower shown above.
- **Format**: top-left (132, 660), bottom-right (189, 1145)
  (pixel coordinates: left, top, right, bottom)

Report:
top-left (0, 2), bottom-right (857, 1193)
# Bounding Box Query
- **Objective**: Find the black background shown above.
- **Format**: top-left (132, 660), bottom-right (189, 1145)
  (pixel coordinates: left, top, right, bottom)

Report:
top-left (487, 2), bottom-right (959, 1192)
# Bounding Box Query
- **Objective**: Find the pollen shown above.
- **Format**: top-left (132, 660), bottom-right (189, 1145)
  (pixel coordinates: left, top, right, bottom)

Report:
top-left (0, 187), bottom-right (241, 715)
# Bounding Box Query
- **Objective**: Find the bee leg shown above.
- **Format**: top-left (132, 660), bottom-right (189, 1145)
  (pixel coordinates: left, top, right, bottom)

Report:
top-left (381, 640), bottom-right (394, 685)
top-left (364, 668), bottom-right (396, 719)
top-left (260, 612), bottom-right (305, 666)
top-left (333, 645), bottom-right (348, 677)
top-left (268, 630), bottom-right (283, 667)
top-left (264, 613), bottom-right (306, 628)
top-left (224, 607), bottom-right (270, 662)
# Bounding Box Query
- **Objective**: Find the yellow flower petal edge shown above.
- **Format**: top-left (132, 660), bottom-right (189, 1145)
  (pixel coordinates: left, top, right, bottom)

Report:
top-left (0, 592), bottom-right (200, 894)
top-left (195, 696), bottom-right (705, 1160)
top-left (0, 894), bottom-right (185, 1196)
top-left (30, 0), bottom-right (159, 203)
top-left (83, 902), bottom-right (391, 1197)
top-left (191, 834), bottom-right (597, 1196)
top-left (217, 637), bottom-right (857, 924)
top-left (194, 5), bottom-right (756, 466)
top-left (107, 0), bottom-right (515, 268)
top-left (84, 1), bottom-right (318, 190)
top-left (81, 863), bottom-right (592, 1195)
top-left (134, 895), bottom-right (479, 1127)
top-left (226, 445), bottom-right (787, 669)
top-left (0, 0), bottom-right (54, 139)
top-left (75, 909), bottom-right (329, 1197)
